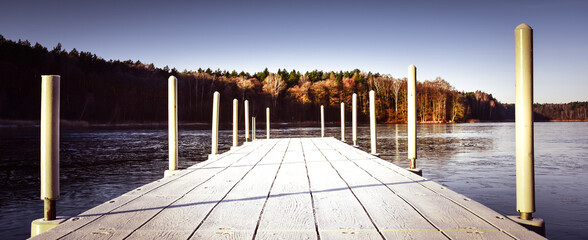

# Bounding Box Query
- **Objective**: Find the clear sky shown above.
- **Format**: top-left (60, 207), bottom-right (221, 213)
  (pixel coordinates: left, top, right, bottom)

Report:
top-left (1, 0), bottom-right (586, 103)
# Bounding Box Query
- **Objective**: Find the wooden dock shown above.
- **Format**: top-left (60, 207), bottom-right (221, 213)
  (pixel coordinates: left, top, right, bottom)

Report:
top-left (31, 137), bottom-right (545, 239)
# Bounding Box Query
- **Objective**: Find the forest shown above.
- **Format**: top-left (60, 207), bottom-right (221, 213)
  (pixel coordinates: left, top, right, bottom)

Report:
top-left (1, 35), bottom-right (586, 125)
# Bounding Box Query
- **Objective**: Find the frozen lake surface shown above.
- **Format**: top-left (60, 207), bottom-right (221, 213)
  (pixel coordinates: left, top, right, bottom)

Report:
top-left (1, 122), bottom-right (586, 239)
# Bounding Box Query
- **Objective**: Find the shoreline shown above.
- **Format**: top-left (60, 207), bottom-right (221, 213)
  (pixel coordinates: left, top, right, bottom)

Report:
top-left (1, 118), bottom-right (584, 128)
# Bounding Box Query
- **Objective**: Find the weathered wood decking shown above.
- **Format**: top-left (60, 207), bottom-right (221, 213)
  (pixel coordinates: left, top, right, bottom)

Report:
top-left (32, 137), bottom-right (545, 239)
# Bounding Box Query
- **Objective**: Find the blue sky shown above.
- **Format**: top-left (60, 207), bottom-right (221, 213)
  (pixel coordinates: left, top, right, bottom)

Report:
top-left (1, 0), bottom-right (587, 103)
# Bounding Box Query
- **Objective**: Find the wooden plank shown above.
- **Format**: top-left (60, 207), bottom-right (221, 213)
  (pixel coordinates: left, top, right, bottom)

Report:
top-left (35, 137), bottom-right (545, 240)
top-left (122, 169), bottom-right (195, 196)
top-left (364, 156), bottom-right (546, 240)
top-left (337, 151), bottom-right (514, 239)
top-left (303, 138), bottom-right (382, 240)
top-left (191, 139), bottom-right (289, 239)
top-left (59, 195), bottom-right (180, 239)
top-left (313, 138), bottom-right (447, 240)
top-left (445, 231), bottom-right (519, 240)
top-left (321, 137), bottom-right (545, 239)
top-left (145, 154), bottom-right (249, 197)
top-left (256, 138), bottom-right (317, 240)
top-left (286, 138), bottom-right (303, 152)
top-left (126, 140), bottom-right (280, 239)
top-left (44, 139), bottom-right (275, 239)
top-left (34, 167), bottom-right (199, 239)
top-left (118, 143), bottom-right (254, 197)
top-left (320, 138), bottom-right (369, 160)
top-left (31, 194), bottom-right (140, 239)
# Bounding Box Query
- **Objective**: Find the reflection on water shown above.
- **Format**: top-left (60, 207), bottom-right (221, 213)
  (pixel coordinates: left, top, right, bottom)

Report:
top-left (1, 122), bottom-right (586, 239)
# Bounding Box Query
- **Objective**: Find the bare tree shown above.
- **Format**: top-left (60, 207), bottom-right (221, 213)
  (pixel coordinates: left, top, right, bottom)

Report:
top-left (262, 73), bottom-right (286, 107)
top-left (373, 75), bottom-right (386, 94)
top-left (392, 77), bottom-right (404, 114)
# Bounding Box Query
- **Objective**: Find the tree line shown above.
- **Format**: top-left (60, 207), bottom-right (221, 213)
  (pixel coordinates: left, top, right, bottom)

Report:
top-left (1, 36), bottom-right (585, 125)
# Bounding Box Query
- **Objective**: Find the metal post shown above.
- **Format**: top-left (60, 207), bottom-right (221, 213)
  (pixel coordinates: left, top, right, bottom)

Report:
top-left (245, 100), bottom-right (250, 142)
top-left (408, 65), bottom-right (417, 169)
top-left (266, 108), bottom-right (270, 139)
top-left (40, 75), bottom-right (60, 221)
top-left (31, 75), bottom-right (65, 237)
top-left (321, 105), bottom-right (325, 137)
top-left (507, 23), bottom-right (544, 237)
top-left (352, 93), bottom-right (358, 147)
top-left (233, 99), bottom-right (238, 147)
top-left (341, 102), bottom-right (345, 142)
top-left (43, 199), bottom-right (56, 221)
top-left (168, 76), bottom-right (178, 172)
top-left (211, 91), bottom-right (220, 155)
top-left (369, 90), bottom-right (377, 156)
top-left (515, 23), bottom-right (535, 220)
top-left (252, 117), bottom-right (256, 140)
top-left (395, 124), bottom-right (400, 161)
top-left (406, 66), bottom-right (422, 176)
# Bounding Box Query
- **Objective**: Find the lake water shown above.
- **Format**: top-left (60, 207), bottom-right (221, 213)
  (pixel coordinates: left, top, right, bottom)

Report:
top-left (1, 122), bottom-right (586, 239)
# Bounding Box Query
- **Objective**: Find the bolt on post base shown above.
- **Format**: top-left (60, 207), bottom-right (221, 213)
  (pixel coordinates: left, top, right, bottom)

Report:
top-left (507, 214), bottom-right (545, 236)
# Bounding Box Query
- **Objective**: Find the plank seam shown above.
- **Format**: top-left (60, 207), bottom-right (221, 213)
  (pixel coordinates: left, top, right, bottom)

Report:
top-left (310, 138), bottom-right (385, 240)
top-left (367, 156), bottom-right (520, 239)
top-left (252, 138), bottom-right (291, 240)
top-left (302, 139), bottom-right (322, 240)
top-left (322, 138), bottom-right (452, 240)
top-left (186, 139), bottom-right (282, 239)
top-left (327, 138), bottom-right (520, 239)
top-left (121, 141), bottom-right (271, 239)
top-left (55, 169), bottom-right (195, 239)
top-left (53, 141), bottom-right (261, 239)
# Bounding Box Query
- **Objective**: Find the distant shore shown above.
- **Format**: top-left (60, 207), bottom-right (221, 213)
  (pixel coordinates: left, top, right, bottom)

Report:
top-left (2, 118), bottom-right (584, 129)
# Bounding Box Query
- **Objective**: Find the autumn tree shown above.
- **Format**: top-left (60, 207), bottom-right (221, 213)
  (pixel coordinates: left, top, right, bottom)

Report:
top-left (372, 75), bottom-right (391, 121)
top-left (287, 76), bottom-right (311, 104)
top-left (341, 77), bottom-right (356, 107)
top-left (2, 35), bottom-right (548, 124)
top-left (263, 73), bottom-right (286, 107)
top-left (391, 77), bottom-right (404, 122)
top-left (236, 76), bottom-right (256, 101)
top-left (430, 77), bottom-right (451, 122)
top-left (450, 93), bottom-right (465, 122)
